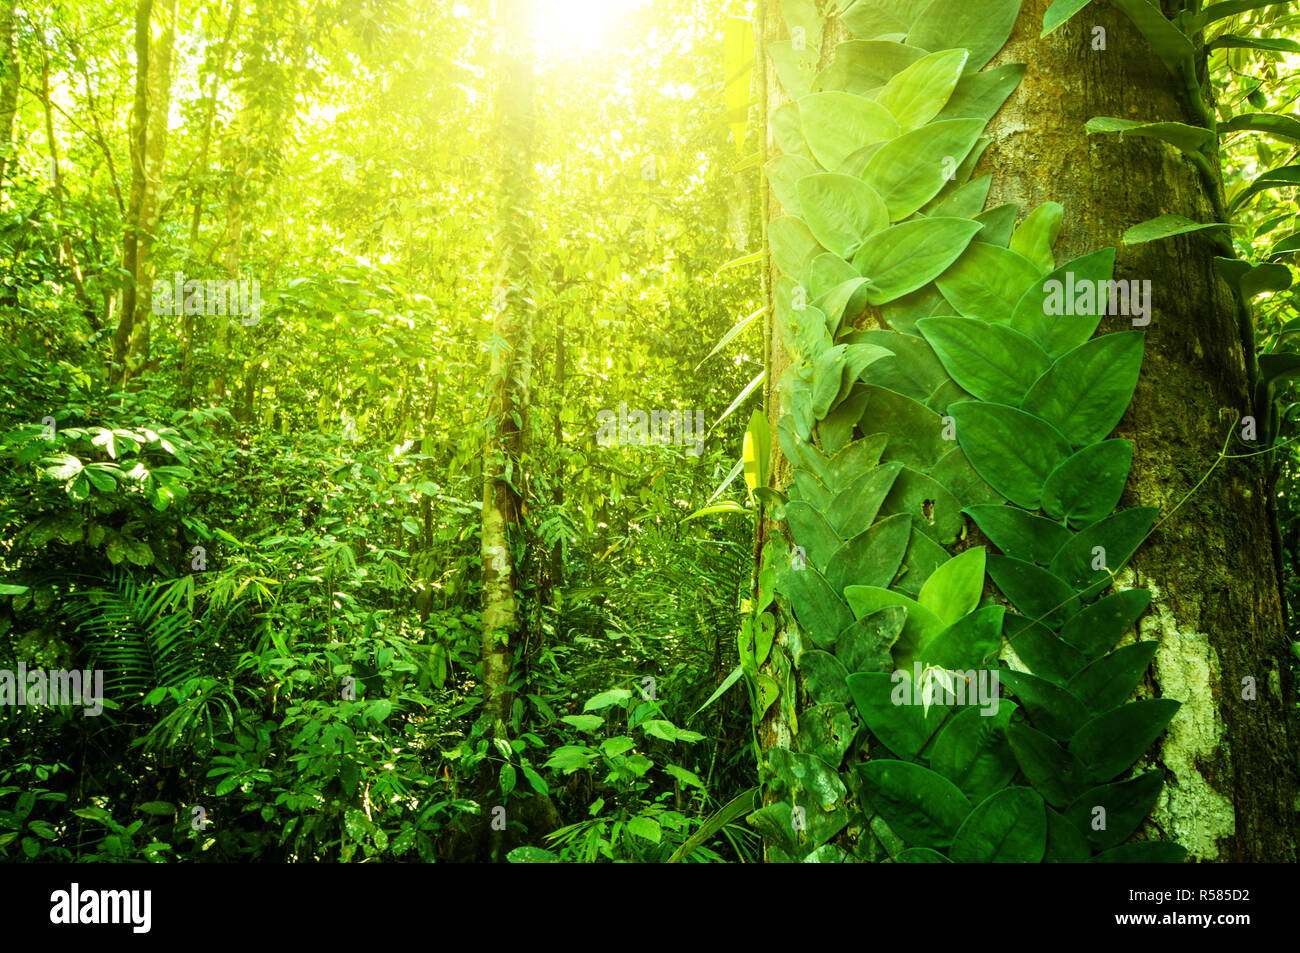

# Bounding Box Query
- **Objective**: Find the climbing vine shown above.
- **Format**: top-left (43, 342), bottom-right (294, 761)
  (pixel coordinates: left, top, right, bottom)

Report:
top-left (741, 0), bottom-right (1192, 863)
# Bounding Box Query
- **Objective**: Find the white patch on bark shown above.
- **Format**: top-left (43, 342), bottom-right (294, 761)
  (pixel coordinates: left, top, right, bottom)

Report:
top-left (1133, 579), bottom-right (1235, 860)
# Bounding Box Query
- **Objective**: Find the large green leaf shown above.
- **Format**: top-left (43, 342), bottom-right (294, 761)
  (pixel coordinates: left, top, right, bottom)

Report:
top-left (1041, 439), bottom-right (1134, 527)
top-left (855, 217), bottom-right (985, 304)
top-left (963, 504), bottom-right (1071, 565)
top-left (918, 317), bottom-right (1052, 405)
top-left (926, 174), bottom-right (992, 219)
top-left (795, 703), bottom-right (856, 766)
top-left (863, 119), bottom-right (985, 221)
top-left (825, 460), bottom-right (903, 537)
top-left (857, 386), bottom-right (950, 470)
top-left (1041, 0), bottom-right (1093, 36)
top-left (1122, 213), bottom-right (1232, 245)
top-left (858, 760), bottom-right (972, 849)
top-left (1085, 117), bottom-right (1215, 159)
top-left (936, 63), bottom-right (1025, 122)
top-left (765, 749), bottom-right (851, 846)
top-left (1010, 201), bottom-right (1063, 271)
top-left (813, 40), bottom-right (928, 94)
top-left (1068, 642), bottom-right (1159, 715)
top-left (908, 0), bottom-right (1024, 72)
top-left (1009, 247), bottom-right (1116, 356)
top-left (785, 499), bottom-right (841, 570)
top-left (799, 650), bottom-right (853, 705)
top-left (999, 670), bottom-right (1091, 742)
top-left (929, 703), bottom-right (1017, 802)
top-left (917, 546), bottom-right (985, 625)
top-left (772, 101), bottom-right (812, 159)
top-left (766, 154), bottom-right (818, 216)
top-left (1064, 770), bottom-right (1163, 850)
top-left (769, 216), bottom-right (824, 277)
top-left (949, 787), bottom-right (1046, 862)
top-left (1007, 723), bottom-right (1094, 808)
top-left (1043, 807), bottom-right (1092, 862)
top-left (1021, 332), bottom-right (1145, 447)
top-left (1088, 841), bottom-right (1187, 863)
top-left (875, 49), bottom-right (968, 131)
top-left (936, 243), bottom-right (1046, 320)
top-left (840, 0), bottom-right (916, 39)
top-left (847, 671), bottom-right (952, 760)
top-left (1110, 0), bottom-right (1195, 80)
top-left (769, 39), bottom-right (821, 100)
top-left (950, 401), bottom-right (1073, 508)
top-left (844, 585), bottom-right (947, 668)
top-left (878, 467), bottom-right (965, 545)
top-left (930, 446), bottom-right (1004, 507)
top-left (825, 512), bottom-right (912, 593)
top-left (1069, 699), bottom-right (1180, 781)
top-left (1005, 613), bottom-right (1087, 686)
top-left (835, 606), bottom-right (906, 674)
top-left (916, 605), bottom-right (1005, 671)
top-left (986, 554), bottom-right (1080, 627)
top-left (1058, 588), bottom-right (1150, 657)
top-left (799, 91), bottom-right (901, 172)
top-left (797, 173), bottom-right (890, 259)
top-left (777, 564), bottom-right (854, 648)
top-left (1048, 506), bottom-right (1159, 599)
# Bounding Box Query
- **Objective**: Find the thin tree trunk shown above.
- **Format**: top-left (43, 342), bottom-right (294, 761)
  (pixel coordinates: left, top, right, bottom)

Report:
top-left (480, 0), bottom-right (536, 732)
top-left (0, 1), bottom-right (20, 192)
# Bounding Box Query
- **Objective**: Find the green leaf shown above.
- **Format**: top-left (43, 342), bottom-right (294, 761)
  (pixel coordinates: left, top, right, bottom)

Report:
top-left (1010, 202), bottom-right (1064, 271)
top-left (1058, 588), bottom-right (1151, 657)
top-left (1085, 117), bottom-right (1215, 157)
top-left (772, 101), bottom-right (812, 159)
top-left (1044, 807), bottom-right (1093, 862)
top-left (1219, 112), bottom-right (1300, 145)
top-left (986, 554), bottom-right (1080, 627)
top-left (796, 703), bottom-right (857, 765)
top-left (766, 154), bottom-right (818, 216)
top-left (963, 504), bottom-right (1071, 564)
top-left (800, 650), bottom-right (852, 705)
top-left (1208, 34), bottom-right (1300, 54)
top-left (950, 401), bottom-right (1073, 509)
top-left (1230, 164), bottom-right (1300, 213)
top-left (137, 801), bottom-right (177, 816)
top-left (769, 216), bottom-right (824, 277)
top-left (863, 119), bottom-right (985, 221)
top-left (858, 760), bottom-right (972, 849)
top-left (627, 815), bottom-right (662, 844)
top-left (1041, 439), bottom-right (1134, 527)
top-left (999, 670), bottom-right (1091, 742)
top-left (813, 40), bottom-right (928, 94)
top-left (507, 846), bottom-right (560, 862)
top-left (908, 0), bottom-right (1025, 72)
top-left (1004, 613), bottom-right (1087, 686)
top-left (778, 565), bottom-right (854, 648)
top-left (929, 703), bottom-right (1017, 802)
top-left (854, 217), bottom-right (984, 304)
top-left (560, 714), bottom-right (604, 732)
top-left (840, 0), bottom-right (914, 39)
top-left (1007, 723), bottom-right (1095, 807)
top-left (1122, 214), bottom-right (1232, 244)
top-left (936, 243), bottom-right (1047, 320)
top-left (1068, 642), bottom-right (1160, 715)
top-left (1064, 770), bottom-right (1164, 849)
top-left (973, 203), bottom-right (1018, 247)
top-left (835, 606), bottom-right (906, 673)
top-left (1021, 331), bottom-right (1146, 447)
top-left (918, 317), bottom-right (1051, 405)
top-left (1069, 699), bottom-right (1180, 781)
top-left (879, 467), bottom-right (965, 545)
top-left (785, 500), bottom-right (842, 571)
top-left (1048, 506), bottom-right (1159, 599)
top-left (797, 173), bottom-right (890, 259)
top-left (875, 49), bottom-right (969, 132)
top-left (584, 689), bottom-right (632, 712)
top-left (857, 387), bottom-right (949, 471)
top-left (799, 91), bottom-right (901, 172)
top-left (896, 847), bottom-right (951, 862)
top-left (824, 460), bottom-right (903, 537)
top-left (918, 547), bottom-right (985, 626)
top-left (769, 39), bottom-right (821, 100)
top-left (936, 63), bottom-right (1026, 123)
top-left (845, 586), bottom-right (947, 669)
top-left (927, 174), bottom-right (992, 219)
top-left (499, 763), bottom-right (517, 796)
top-left (930, 446), bottom-right (1005, 507)
top-left (916, 605), bottom-right (1005, 671)
top-left (896, 526), bottom-right (951, 597)
top-left (825, 512), bottom-right (912, 593)
top-left (1009, 247), bottom-right (1117, 356)
top-left (1110, 0), bottom-right (1196, 79)
top-left (744, 408), bottom-right (771, 492)
top-left (1041, 0), bottom-right (1093, 36)
top-left (950, 787), bottom-right (1046, 862)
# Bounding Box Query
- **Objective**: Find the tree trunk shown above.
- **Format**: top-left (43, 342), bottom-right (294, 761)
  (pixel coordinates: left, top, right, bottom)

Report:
top-left (480, 0), bottom-right (536, 732)
top-left (112, 0), bottom-right (152, 382)
top-left (0, 1), bottom-right (20, 193)
top-left (984, 0), bottom-right (1299, 862)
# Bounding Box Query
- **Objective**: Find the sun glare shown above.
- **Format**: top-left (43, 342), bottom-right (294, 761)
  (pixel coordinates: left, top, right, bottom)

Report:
top-left (533, 0), bottom-right (639, 59)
